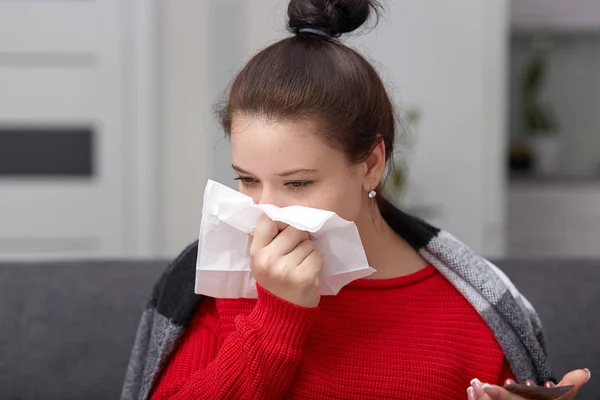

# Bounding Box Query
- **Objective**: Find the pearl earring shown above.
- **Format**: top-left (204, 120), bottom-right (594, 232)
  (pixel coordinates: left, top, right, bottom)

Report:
top-left (368, 190), bottom-right (376, 199)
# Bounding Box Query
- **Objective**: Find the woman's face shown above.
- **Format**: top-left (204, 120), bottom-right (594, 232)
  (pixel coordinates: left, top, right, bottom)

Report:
top-left (230, 116), bottom-right (374, 223)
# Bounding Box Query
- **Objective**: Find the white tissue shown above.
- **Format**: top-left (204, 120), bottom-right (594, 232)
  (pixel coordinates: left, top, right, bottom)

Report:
top-left (195, 179), bottom-right (376, 298)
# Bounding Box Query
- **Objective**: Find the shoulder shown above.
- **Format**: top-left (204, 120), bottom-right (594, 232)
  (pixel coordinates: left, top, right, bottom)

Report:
top-left (149, 240), bottom-right (203, 326)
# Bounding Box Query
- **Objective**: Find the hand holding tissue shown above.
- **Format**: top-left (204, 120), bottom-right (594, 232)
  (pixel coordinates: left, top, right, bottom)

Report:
top-left (195, 180), bottom-right (376, 298)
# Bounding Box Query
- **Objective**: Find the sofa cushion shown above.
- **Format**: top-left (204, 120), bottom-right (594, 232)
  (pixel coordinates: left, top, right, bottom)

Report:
top-left (0, 261), bottom-right (166, 400)
top-left (0, 259), bottom-right (598, 399)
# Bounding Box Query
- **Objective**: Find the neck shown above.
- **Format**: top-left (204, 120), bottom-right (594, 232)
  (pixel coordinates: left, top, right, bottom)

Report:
top-left (356, 204), bottom-right (428, 279)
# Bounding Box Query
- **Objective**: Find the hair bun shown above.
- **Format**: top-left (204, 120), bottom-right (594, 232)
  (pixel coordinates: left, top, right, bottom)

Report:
top-left (287, 0), bottom-right (380, 38)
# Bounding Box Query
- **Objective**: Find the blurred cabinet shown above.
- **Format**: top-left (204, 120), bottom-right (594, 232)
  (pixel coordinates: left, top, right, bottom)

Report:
top-left (0, 1), bottom-right (159, 260)
top-left (507, 181), bottom-right (600, 257)
top-left (511, 0), bottom-right (600, 33)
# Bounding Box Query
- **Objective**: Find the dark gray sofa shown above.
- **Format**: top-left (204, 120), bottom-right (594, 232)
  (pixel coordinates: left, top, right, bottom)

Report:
top-left (0, 260), bottom-right (598, 399)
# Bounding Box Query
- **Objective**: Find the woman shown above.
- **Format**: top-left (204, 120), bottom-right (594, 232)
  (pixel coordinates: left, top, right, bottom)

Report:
top-left (122, 1), bottom-right (590, 399)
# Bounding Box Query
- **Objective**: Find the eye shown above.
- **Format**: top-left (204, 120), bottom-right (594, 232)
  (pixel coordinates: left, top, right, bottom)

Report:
top-left (285, 181), bottom-right (312, 189)
top-left (234, 176), bottom-right (259, 186)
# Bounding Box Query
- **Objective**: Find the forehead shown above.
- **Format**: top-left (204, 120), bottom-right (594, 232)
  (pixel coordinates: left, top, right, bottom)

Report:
top-left (230, 116), bottom-right (344, 172)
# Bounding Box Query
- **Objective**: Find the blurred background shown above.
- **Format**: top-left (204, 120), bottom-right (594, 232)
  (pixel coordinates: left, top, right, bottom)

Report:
top-left (2, 2), bottom-right (600, 398)
top-left (1, 0), bottom-right (599, 261)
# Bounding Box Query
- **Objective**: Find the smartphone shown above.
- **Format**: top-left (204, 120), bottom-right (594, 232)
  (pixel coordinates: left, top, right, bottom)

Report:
top-left (504, 383), bottom-right (574, 400)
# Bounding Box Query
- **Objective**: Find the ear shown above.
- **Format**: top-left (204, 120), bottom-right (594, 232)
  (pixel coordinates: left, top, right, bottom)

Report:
top-left (362, 138), bottom-right (386, 192)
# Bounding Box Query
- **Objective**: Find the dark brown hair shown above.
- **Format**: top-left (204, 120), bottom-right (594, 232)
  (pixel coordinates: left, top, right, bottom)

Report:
top-left (218, 0), bottom-right (396, 207)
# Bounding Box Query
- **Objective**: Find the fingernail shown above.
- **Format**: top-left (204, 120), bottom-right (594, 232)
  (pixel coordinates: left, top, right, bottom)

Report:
top-left (482, 383), bottom-right (500, 397)
top-left (584, 368), bottom-right (592, 383)
top-left (545, 381), bottom-right (556, 388)
top-left (470, 378), bottom-right (481, 387)
top-left (470, 378), bottom-right (485, 396)
top-left (525, 380), bottom-right (536, 387)
top-left (467, 386), bottom-right (477, 400)
top-left (504, 378), bottom-right (516, 386)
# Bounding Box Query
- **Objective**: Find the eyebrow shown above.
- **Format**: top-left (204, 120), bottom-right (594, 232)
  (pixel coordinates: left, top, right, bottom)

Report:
top-left (232, 165), bottom-right (318, 177)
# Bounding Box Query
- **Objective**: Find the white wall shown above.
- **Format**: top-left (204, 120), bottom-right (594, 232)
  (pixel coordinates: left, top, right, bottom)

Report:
top-left (162, 0), bottom-right (289, 256)
top-left (162, 0), bottom-right (509, 256)
top-left (482, 0), bottom-right (510, 257)
top-left (162, 1), bottom-right (213, 256)
top-left (207, 0), bottom-right (290, 190)
top-left (344, 0), bottom-right (508, 254)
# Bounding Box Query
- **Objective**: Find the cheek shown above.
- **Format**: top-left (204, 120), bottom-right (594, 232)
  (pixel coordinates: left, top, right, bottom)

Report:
top-left (302, 181), bottom-right (364, 222)
top-left (329, 190), bottom-right (364, 222)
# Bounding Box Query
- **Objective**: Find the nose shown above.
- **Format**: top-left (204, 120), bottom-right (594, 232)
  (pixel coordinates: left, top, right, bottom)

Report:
top-left (256, 187), bottom-right (289, 207)
top-left (257, 188), bottom-right (274, 205)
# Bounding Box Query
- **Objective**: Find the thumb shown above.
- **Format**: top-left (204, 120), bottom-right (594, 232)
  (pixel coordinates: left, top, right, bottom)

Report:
top-left (557, 369), bottom-right (591, 399)
top-left (275, 221), bottom-right (289, 232)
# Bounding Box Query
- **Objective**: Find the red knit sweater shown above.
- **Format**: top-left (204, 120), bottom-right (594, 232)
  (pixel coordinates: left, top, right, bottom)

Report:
top-left (151, 266), bottom-right (513, 399)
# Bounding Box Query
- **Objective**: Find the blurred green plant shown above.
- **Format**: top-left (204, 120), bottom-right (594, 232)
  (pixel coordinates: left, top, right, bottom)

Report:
top-left (384, 106), bottom-right (421, 200)
top-left (523, 55), bottom-right (559, 135)
top-left (389, 166), bottom-right (405, 190)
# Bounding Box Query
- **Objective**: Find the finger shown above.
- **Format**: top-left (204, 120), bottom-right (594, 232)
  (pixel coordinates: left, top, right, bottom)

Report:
top-left (556, 368), bottom-right (591, 400)
top-left (251, 214), bottom-right (280, 250)
top-left (481, 384), bottom-right (521, 400)
top-left (467, 386), bottom-right (477, 400)
top-left (503, 379), bottom-right (517, 387)
top-left (544, 381), bottom-right (555, 388)
top-left (471, 378), bottom-right (485, 397)
top-left (280, 239), bottom-right (315, 268)
top-left (274, 220), bottom-right (289, 232)
top-left (266, 225), bottom-right (310, 256)
top-left (295, 249), bottom-right (324, 280)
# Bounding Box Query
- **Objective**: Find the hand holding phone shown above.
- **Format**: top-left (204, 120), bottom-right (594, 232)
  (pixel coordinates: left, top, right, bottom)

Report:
top-left (470, 368), bottom-right (589, 399)
top-left (504, 383), bottom-right (574, 400)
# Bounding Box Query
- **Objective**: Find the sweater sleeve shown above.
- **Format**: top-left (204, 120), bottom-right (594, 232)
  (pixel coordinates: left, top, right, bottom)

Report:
top-left (150, 285), bottom-right (319, 400)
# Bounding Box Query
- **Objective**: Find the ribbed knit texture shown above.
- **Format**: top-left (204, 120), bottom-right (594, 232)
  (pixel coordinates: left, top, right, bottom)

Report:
top-left (150, 266), bottom-right (513, 399)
